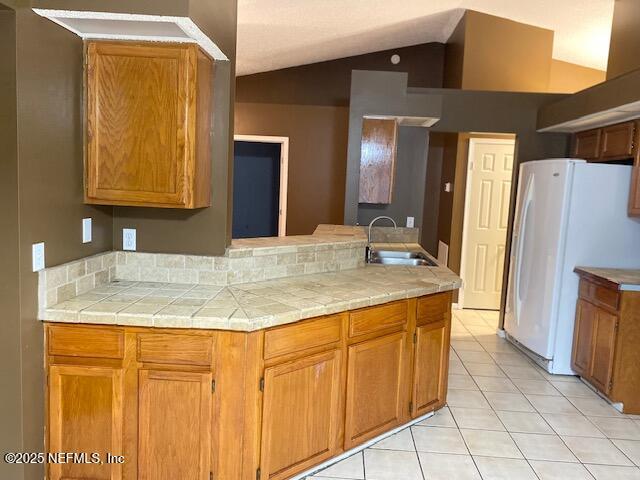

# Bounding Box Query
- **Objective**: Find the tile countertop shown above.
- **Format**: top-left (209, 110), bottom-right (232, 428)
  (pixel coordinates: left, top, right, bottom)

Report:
top-left (575, 267), bottom-right (640, 292)
top-left (41, 245), bottom-right (461, 332)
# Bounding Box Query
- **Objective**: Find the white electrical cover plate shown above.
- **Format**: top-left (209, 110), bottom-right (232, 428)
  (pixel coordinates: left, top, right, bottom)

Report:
top-left (123, 228), bottom-right (137, 251)
top-left (82, 218), bottom-right (92, 243)
top-left (32, 242), bottom-right (45, 272)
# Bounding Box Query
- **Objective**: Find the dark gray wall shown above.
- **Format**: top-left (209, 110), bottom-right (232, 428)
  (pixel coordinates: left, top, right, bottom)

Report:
top-left (344, 70), bottom-right (570, 324)
top-left (357, 126), bottom-right (429, 229)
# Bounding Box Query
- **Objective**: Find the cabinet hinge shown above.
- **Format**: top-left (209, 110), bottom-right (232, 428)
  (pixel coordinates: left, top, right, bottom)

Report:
top-left (211, 379), bottom-right (216, 394)
top-left (209, 472), bottom-right (213, 480)
top-left (413, 333), bottom-right (417, 344)
top-left (256, 468), bottom-right (261, 480)
top-left (259, 377), bottom-right (264, 392)
top-left (409, 401), bottom-right (413, 412)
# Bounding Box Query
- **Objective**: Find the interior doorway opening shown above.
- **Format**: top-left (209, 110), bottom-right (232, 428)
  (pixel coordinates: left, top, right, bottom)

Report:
top-left (232, 135), bottom-right (289, 238)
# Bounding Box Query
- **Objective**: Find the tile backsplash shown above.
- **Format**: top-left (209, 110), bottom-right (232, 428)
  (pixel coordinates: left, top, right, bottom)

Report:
top-left (39, 236), bottom-right (366, 313)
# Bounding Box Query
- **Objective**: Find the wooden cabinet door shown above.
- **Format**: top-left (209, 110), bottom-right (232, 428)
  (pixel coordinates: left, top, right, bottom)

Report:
top-left (48, 365), bottom-right (123, 480)
top-left (572, 299), bottom-right (596, 376)
top-left (260, 350), bottom-right (343, 480)
top-left (412, 320), bottom-right (449, 417)
top-left (629, 160), bottom-right (640, 217)
top-left (86, 42), bottom-right (212, 208)
top-left (601, 122), bottom-right (635, 160)
top-left (358, 117), bottom-right (398, 204)
top-left (138, 369), bottom-right (212, 480)
top-left (589, 309), bottom-right (618, 394)
top-left (573, 129), bottom-right (601, 160)
top-left (344, 332), bottom-right (407, 449)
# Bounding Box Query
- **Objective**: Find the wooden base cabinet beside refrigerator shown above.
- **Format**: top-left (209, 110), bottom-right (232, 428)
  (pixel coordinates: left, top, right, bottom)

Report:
top-left (571, 272), bottom-right (640, 414)
top-left (44, 291), bottom-right (453, 480)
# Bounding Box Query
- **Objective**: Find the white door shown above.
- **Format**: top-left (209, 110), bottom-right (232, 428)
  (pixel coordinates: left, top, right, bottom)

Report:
top-left (461, 139), bottom-right (515, 310)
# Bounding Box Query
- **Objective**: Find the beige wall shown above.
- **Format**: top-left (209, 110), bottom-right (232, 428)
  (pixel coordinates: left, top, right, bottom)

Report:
top-left (446, 10), bottom-right (605, 94)
top-left (549, 60), bottom-right (606, 93)
top-left (459, 11), bottom-right (554, 92)
top-left (607, 0), bottom-right (640, 79)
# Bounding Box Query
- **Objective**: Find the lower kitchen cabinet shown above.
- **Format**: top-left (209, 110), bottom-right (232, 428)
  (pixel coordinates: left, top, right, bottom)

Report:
top-left (45, 291), bottom-right (454, 480)
top-left (48, 364), bottom-right (124, 480)
top-left (572, 273), bottom-right (640, 413)
top-left (137, 369), bottom-right (212, 480)
top-left (259, 349), bottom-right (343, 480)
top-left (344, 331), bottom-right (409, 449)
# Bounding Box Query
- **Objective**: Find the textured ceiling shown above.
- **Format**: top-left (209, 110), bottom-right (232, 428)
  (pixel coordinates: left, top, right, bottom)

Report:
top-left (236, 0), bottom-right (614, 76)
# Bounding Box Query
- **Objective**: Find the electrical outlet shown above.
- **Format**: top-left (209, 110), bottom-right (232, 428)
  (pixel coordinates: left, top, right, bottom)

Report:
top-left (32, 242), bottom-right (45, 272)
top-left (406, 216), bottom-right (415, 228)
top-left (444, 182), bottom-right (452, 193)
top-left (82, 218), bottom-right (92, 243)
top-left (123, 228), bottom-right (136, 251)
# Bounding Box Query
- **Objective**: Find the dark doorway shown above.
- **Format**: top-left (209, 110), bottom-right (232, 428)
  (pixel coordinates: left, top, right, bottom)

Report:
top-left (232, 141), bottom-right (282, 238)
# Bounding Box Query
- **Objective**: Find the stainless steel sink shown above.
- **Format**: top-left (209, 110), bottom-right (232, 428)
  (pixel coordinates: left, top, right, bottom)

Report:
top-left (368, 250), bottom-right (438, 267)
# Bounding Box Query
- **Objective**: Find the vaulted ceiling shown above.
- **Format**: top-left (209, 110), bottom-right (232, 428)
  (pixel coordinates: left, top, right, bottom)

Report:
top-left (236, 0), bottom-right (614, 76)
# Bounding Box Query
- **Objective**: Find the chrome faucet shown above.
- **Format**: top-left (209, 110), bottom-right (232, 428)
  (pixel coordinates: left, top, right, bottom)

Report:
top-left (367, 216), bottom-right (397, 261)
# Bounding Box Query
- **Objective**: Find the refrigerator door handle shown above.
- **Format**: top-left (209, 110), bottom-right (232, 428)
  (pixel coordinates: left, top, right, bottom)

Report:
top-left (514, 174), bottom-right (535, 324)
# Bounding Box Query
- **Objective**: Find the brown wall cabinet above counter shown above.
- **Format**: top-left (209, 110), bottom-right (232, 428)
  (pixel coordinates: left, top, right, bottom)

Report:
top-left (85, 41), bottom-right (214, 209)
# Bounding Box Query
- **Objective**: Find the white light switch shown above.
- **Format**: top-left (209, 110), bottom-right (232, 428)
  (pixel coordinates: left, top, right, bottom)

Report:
top-left (444, 182), bottom-right (452, 193)
top-left (406, 216), bottom-right (415, 228)
top-left (32, 242), bottom-right (45, 272)
top-left (82, 218), bottom-right (92, 243)
top-left (123, 228), bottom-right (137, 251)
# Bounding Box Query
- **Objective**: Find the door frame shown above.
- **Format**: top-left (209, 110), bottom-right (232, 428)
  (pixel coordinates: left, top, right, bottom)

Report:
top-left (459, 137), bottom-right (516, 309)
top-left (233, 134), bottom-right (289, 237)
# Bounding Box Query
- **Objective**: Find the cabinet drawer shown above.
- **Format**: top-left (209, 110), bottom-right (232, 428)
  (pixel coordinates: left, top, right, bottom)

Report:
top-left (417, 292), bottom-right (451, 326)
top-left (137, 333), bottom-right (213, 366)
top-left (349, 301), bottom-right (407, 338)
top-left (264, 315), bottom-right (342, 360)
top-left (48, 324), bottom-right (124, 359)
top-left (579, 279), bottom-right (620, 312)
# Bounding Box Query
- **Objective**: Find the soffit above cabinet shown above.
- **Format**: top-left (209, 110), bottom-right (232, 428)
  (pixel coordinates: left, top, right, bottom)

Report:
top-left (537, 68), bottom-right (640, 133)
top-left (33, 9), bottom-right (229, 62)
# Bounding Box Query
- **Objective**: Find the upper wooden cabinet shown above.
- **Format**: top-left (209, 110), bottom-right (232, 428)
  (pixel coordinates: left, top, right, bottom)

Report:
top-left (572, 120), bottom-right (636, 162)
top-left (573, 129), bottom-right (601, 160)
top-left (358, 117), bottom-right (398, 204)
top-left (601, 122), bottom-right (636, 160)
top-left (85, 41), bottom-right (213, 208)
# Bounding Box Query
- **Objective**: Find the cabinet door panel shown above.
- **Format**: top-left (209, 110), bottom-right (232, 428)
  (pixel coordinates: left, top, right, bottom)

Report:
top-left (138, 369), bottom-right (212, 480)
top-left (344, 332), bottom-right (407, 449)
top-left (601, 122), bottom-right (635, 159)
top-left (86, 42), bottom-right (190, 206)
top-left (358, 118), bottom-right (398, 204)
top-left (412, 320), bottom-right (449, 417)
top-left (573, 129), bottom-right (601, 160)
top-left (572, 299), bottom-right (595, 376)
top-left (589, 309), bottom-right (618, 394)
top-left (48, 365), bottom-right (123, 480)
top-left (260, 350), bottom-right (343, 480)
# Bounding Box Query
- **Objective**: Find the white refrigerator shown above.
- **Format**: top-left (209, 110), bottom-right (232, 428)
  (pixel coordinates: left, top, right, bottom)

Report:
top-left (504, 159), bottom-right (640, 375)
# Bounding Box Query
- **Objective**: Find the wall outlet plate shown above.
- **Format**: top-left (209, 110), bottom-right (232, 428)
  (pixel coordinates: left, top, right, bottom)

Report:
top-left (123, 228), bottom-right (136, 251)
top-left (406, 216), bottom-right (415, 228)
top-left (32, 242), bottom-right (45, 272)
top-left (82, 217), bottom-right (92, 243)
top-left (444, 182), bottom-right (452, 193)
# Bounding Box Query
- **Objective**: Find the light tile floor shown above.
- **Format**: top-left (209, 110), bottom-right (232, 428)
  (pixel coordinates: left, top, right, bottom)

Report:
top-left (308, 309), bottom-right (640, 480)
